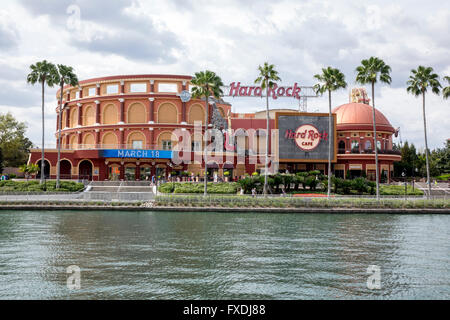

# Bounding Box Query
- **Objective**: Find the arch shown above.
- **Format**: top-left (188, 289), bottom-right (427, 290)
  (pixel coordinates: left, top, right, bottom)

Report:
top-left (102, 132), bottom-right (118, 149)
top-left (62, 111), bottom-right (67, 128)
top-left (83, 105), bottom-right (95, 126)
top-left (157, 102), bottom-right (178, 123)
top-left (188, 104), bottom-right (205, 124)
top-left (127, 102), bottom-right (146, 124)
top-left (127, 131), bottom-right (146, 149)
top-left (217, 106), bottom-right (225, 118)
top-left (60, 159), bottom-right (72, 179)
top-left (61, 136), bottom-right (67, 149)
top-left (102, 104), bottom-right (118, 124)
top-left (69, 107), bottom-right (78, 128)
top-left (83, 133), bottom-right (95, 149)
top-left (69, 135), bottom-right (78, 149)
top-left (78, 159), bottom-right (93, 180)
top-left (191, 132), bottom-right (204, 151)
top-left (36, 159), bottom-right (50, 179)
top-left (157, 130), bottom-right (176, 150)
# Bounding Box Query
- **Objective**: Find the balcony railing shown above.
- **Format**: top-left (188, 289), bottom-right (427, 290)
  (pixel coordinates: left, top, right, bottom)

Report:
top-left (339, 149), bottom-right (401, 155)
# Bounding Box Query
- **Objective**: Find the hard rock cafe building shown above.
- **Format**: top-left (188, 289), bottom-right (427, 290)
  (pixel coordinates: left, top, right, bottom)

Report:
top-left (28, 75), bottom-right (401, 182)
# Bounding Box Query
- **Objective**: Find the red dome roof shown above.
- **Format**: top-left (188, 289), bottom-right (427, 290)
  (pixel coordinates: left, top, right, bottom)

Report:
top-left (332, 102), bottom-right (395, 133)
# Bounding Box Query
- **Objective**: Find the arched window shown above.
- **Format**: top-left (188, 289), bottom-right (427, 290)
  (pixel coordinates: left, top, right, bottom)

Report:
top-left (188, 104), bottom-right (205, 124)
top-left (102, 132), bottom-right (118, 149)
top-left (69, 108), bottom-right (78, 128)
top-left (365, 140), bottom-right (372, 150)
top-left (338, 140), bottom-right (346, 153)
top-left (127, 131), bottom-right (146, 149)
top-left (157, 103), bottom-right (177, 123)
top-left (103, 104), bottom-right (118, 124)
top-left (158, 131), bottom-right (175, 150)
top-left (83, 133), bottom-right (95, 149)
top-left (127, 103), bottom-right (146, 124)
top-left (351, 140), bottom-right (359, 153)
top-left (69, 135), bottom-right (78, 149)
top-left (83, 105), bottom-right (95, 126)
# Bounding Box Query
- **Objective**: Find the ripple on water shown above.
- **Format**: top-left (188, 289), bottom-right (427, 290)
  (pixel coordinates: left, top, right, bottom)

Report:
top-left (0, 210), bottom-right (448, 299)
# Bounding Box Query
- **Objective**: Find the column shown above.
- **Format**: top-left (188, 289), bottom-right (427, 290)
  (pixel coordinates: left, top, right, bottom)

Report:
top-left (148, 98), bottom-right (154, 123)
top-left (149, 128), bottom-right (154, 149)
top-left (56, 113), bottom-right (60, 131)
top-left (136, 162), bottom-right (141, 181)
top-left (95, 129), bottom-right (100, 148)
top-left (119, 98), bottom-right (125, 124)
top-left (79, 88), bottom-right (83, 99)
top-left (65, 134), bottom-right (70, 149)
top-left (77, 131), bottom-right (82, 146)
top-left (95, 100), bottom-right (101, 125)
top-left (150, 80), bottom-right (155, 93)
top-left (120, 162), bottom-right (125, 180)
top-left (66, 91), bottom-right (70, 102)
top-left (65, 107), bottom-right (70, 128)
top-left (96, 83), bottom-right (100, 96)
top-left (119, 128), bottom-right (125, 148)
top-left (181, 81), bottom-right (187, 123)
top-left (77, 103), bottom-right (82, 126)
top-left (120, 80), bottom-right (125, 94)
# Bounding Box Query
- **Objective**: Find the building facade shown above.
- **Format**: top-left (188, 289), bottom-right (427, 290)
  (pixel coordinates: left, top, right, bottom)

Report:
top-left (28, 75), bottom-right (400, 182)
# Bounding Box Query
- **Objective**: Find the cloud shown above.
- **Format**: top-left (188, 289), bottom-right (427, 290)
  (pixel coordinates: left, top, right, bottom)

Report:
top-left (19, 0), bottom-right (182, 62)
top-left (0, 0), bottom-right (449, 150)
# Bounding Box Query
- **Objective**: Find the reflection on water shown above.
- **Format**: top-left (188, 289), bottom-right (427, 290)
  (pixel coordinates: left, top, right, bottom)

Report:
top-left (0, 210), bottom-right (448, 299)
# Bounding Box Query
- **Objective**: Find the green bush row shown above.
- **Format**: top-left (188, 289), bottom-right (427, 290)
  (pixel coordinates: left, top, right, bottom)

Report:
top-left (0, 180), bottom-right (85, 192)
top-left (0, 200), bottom-right (143, 206)
top-left (153, 195), bottom-right (448, 209)
top-left (158, 182), bottom-right (239, 194)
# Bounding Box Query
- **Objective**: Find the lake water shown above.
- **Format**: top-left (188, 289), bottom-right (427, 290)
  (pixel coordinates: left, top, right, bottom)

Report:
top-left (0, 210), bottom-right (448, 299)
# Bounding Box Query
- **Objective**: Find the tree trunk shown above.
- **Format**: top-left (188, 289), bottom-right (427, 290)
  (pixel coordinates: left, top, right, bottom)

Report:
top-left (56, 82), bottom-right (64, 189)
top-left (264, 78), bottom-right (269, 197)
top-left (372, 81), bottom-right (380, 200)
top-left (327, 89), bottom-right (332, 198)
top-left (204, 89), bottom-right (209, 196)
top-left (40, 80), bottom-right (45, 185)
top-left (422, 91), bottom-right (431, 199)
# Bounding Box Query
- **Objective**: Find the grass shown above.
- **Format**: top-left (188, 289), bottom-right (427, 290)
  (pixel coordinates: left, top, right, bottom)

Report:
top-left (0, 180), bottom-right (85, 192)
top-left (380, 185), bottom-right (424, 196)
top-left (436, 173), bottom-right (450, 181)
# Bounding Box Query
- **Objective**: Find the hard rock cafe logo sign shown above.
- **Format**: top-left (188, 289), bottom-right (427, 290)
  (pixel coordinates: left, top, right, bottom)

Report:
top-left (285, 124), bottom-right (328, 151)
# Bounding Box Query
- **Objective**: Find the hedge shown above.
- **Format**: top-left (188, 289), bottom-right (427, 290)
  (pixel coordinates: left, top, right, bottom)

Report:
top-left (158, 182), bottom-right (239, 194)
top-left (0, 180), bottom-right (85, 192)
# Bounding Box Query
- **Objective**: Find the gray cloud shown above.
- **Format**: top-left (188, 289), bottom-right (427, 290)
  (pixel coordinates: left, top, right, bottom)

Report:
top-left (73, 30), bottom-right (179, 62)
top-left (19, 0), bottom-right (182, 62)
top-left (0, 23), bottom-right (19, 50)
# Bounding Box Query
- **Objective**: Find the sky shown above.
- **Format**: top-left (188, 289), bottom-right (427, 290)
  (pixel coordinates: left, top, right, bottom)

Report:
top-left (0, 0), bottom-right (449, 150)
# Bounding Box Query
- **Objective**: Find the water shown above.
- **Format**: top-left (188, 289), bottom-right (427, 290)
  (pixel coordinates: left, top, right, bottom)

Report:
top-left (0, 210), bottom-right (448, 299)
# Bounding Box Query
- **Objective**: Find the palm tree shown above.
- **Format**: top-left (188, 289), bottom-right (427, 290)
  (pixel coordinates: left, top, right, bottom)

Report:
top-left (56, 65), bottom-right (79, 189)
top-left (443, 76), bottom-right (450, 99)
top-left (190, 70), bottom-right (224, 196)
top-left (406, 66), bottom-right (441, 199)
top-left (27, 60), bottom-right (59, 184)
top-left (355, 57), bottom-right (392, 200)
top-left (313, 67), bottom-right (347, 198)
top-left (254, 62), bottom-right (281, 197)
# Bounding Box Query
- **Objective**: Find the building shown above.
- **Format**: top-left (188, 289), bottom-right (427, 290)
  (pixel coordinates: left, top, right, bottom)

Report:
top-left (28, 75), bottom-right (400, 182)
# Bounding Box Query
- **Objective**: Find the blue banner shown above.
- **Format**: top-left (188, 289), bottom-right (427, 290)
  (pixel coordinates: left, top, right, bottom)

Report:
top-left (100, 149), bottom-right (173, 159)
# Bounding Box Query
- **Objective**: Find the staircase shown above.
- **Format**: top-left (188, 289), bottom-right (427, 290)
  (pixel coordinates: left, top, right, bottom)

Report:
top-left (83, 181), bottom-right (155, 201)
